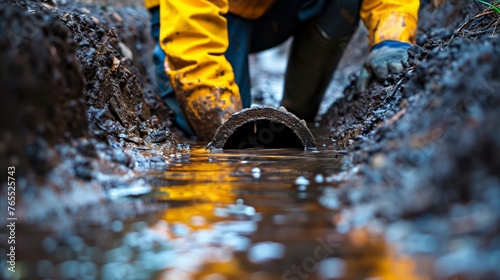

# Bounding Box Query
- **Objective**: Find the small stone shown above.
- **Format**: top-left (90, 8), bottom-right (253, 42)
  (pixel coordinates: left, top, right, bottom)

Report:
top-left (111, 57), bottom-right (120, 71)
top-left (78, 7), bottom-right (90, 14)
top-left (112, 12), bottom-right (123, 22)
top-left (118, 42), bottom-right (133, 60)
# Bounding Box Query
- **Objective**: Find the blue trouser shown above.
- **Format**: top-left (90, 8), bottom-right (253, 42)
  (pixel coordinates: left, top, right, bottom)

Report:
top-left (150, 8), bottom-right (193, 135)
top-left (149, 0), bottom-right (360, 135)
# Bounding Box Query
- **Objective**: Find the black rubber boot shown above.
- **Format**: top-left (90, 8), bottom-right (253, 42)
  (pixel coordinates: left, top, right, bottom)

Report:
top-left (281, 21), bottom-right (352, 122)
top-left (281, 0), bottom-right (361, 122)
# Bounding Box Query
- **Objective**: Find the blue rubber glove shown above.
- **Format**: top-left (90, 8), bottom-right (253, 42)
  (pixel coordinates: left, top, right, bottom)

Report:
top-left (356, 40), bottom-right (411, 93)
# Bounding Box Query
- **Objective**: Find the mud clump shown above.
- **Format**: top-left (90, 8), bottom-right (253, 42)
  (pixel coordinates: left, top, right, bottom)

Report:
top-left (51, 0), bottom-right (172, 143)
top-left (0, 4), bottom-right (87, 176)
top-left (321, 1), bottom-right (500, 277)
top-left (0, 0), bottom-right (184, 221)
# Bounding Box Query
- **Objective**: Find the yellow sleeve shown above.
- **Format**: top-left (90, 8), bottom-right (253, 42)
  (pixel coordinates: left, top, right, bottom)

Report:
top-left (360, 0), bottom-right (420, 47)
top-left (144, 0), bottom-right (159, 9)
top-left (159, 0), bottom-right (241, 120)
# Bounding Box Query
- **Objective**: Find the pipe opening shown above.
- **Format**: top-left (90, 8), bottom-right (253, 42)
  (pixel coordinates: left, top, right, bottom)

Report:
top-left (223, 120), bottom-right (304, 149)
top-left (207, 106), bottom-right (316, 151)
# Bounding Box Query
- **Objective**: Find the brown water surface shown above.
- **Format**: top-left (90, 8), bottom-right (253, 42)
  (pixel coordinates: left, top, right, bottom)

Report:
top-left (146, 145), bottom-right (431, 280)
top-left (13, 144), bottom-right (433, 280)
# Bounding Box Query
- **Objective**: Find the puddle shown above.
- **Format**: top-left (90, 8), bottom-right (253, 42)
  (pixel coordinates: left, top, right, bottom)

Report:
top-left (11, 145), bottom-right (433, 280)
top-left (147, 145), bottom-right (432, 280)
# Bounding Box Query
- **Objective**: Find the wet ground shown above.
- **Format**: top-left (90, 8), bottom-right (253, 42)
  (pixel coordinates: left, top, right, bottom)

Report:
top-left (1, 0), bottom-right (500, 279)
top-left (11, 139), bottom-right (437, 280)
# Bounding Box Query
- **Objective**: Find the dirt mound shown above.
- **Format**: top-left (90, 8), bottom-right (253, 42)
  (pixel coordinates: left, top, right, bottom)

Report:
top-left (321, 0), bottom-right (500, 277)
top-left (0, 3), bottom-right (87, 176)
top-left (0, 0), bottom-right (182, 221)
top-left (49, 0), bottom-right (172, 144)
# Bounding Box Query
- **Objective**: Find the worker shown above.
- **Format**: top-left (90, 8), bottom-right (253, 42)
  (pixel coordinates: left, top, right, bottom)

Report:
top-left (145, 0), bottom-right (419, 141)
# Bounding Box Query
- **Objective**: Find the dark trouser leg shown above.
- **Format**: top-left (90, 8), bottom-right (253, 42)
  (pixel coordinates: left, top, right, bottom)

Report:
top-left (282, 0), bottom-right (362, 122)
top-left (149, 7), bottom-right (193, 136)
top-left (249, 0), bottom-right (305, 53)
top-left (224, 14), bottom-right (252, 108)
top-left (225, 0), bottom-right (307, 108)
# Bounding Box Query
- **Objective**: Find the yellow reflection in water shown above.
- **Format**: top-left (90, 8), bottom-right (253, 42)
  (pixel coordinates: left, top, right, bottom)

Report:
top-left (344, 228), bottom-right (430, 280)
top-left (153, 147), bottom-right (431, 280)
top-left (157, 183), bottom-right (234, 202)
top-left (157, 148), bottom-right (238, 202)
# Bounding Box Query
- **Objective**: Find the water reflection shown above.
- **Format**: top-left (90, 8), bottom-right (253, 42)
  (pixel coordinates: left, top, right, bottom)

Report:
top-left (12, 145), bottom-right (432, 280)
top-left (148, 145), bottom-right (430, 280)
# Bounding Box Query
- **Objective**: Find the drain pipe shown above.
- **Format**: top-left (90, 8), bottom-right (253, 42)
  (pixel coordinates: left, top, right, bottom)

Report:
top-left (207, 106), bottom-right (317, 151)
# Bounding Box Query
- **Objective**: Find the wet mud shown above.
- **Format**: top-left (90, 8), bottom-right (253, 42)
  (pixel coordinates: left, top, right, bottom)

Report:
top-left (321, 0), bottom-right (500, 278)
top-left (0, 0), bottom-right (185, 221)
top-left (0, 0), bottom-right (499, 279)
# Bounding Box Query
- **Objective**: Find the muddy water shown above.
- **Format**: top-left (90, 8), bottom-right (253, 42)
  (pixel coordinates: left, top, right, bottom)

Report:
top-left (14, 144), bottom-right (432, 280)
top-left (142, 144), bottom-right (432, 280)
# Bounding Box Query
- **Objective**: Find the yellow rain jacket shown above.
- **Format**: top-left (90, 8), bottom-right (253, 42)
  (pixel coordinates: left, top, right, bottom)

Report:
top-left (148, 0), bottom-right (419, 134)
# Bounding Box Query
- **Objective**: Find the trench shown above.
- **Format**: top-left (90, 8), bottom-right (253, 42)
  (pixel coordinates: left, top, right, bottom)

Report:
top-left (15, 137), bottom-right (433, 280)
top-left (4, 0), bottom-right (500, 279)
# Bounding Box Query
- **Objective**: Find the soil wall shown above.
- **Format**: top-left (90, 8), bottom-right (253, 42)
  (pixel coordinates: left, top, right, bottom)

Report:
top-left (320, 1), bottom-right (500, 276)
top-left (0, 0), bottom-right (179, 221)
